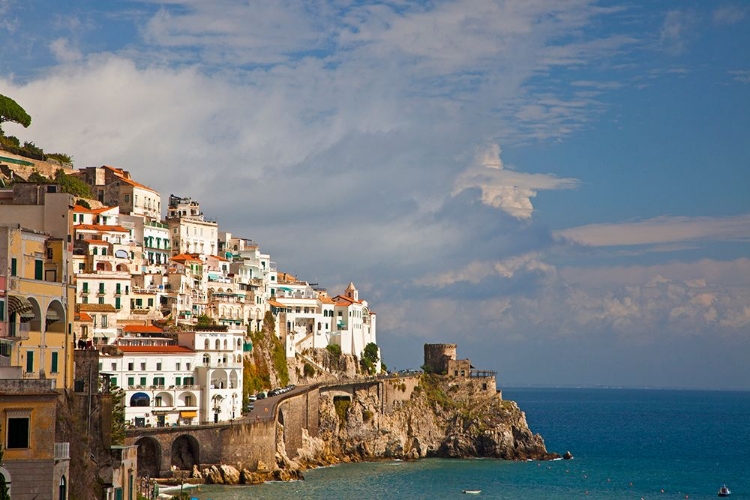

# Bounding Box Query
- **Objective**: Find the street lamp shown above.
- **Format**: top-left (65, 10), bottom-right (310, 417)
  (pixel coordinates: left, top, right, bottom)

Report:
top-left (212, 396), bottom-right (221, 424)
top-left (231, 392), bottom-right (237, 420)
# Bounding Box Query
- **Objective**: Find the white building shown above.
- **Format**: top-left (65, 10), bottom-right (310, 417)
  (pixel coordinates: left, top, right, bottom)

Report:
top-left (102, 329), bottom-right (244, 427)
top-left (166, 195), bottom-right (218, 256)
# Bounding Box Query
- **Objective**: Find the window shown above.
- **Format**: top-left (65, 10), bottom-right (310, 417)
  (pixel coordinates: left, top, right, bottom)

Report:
top-left (186, 362), bottom-right (191, 370)
top-left (99, 283), bottom-right (105, 293)
top-left (128, 362), bottom-right (134, 370)
top-left (156, 362), bottom-right (162, 371)
top-left (115, 297), bottom-right (121, 310)
top-left (116, 284), bottom-right (121, 294)
top-left (0, 300), bottom-right (4, 321)
top-left (140, 376), bottom-right (147, 386)
top-left (35, 259), bottom-right (43, 280)
top-left (128, 376), bottom-right (135, 387)
top-left (102, 315), bottom-right (108, 327)
top-left (11, 258), bottom-right (17, 276)
top-left (184, 376), bottom-right (194, 386)
top-left (111, 362), bottom-right (117, 371)
top-left (25, 351), bottom-right (34, 373)
top-left (152, 377), bottom-right (165, 386)
top-left (47, 247), bottom-right (53, 259)
top-left (175, 376), bottom-right (182, 386)
top-left (98, 297), bottom-right (104, 305)
top-left (203, 354), bottom-right (210, 365)
top-left (154, 396), bottom-right (162, 407)
top-left (51, 352), bottom-right (59, 373)
top-left (176, 362), bottom-right (181, 370)
top-left (6, 417), bottom-right (30, 448)
top-left (140, 362), bottom-right (146, 370)
top-left (82, 282), bottom-right (89, 293)
top-left (184, 395), bottom-right (193, 406)
top-left (82, 296), bottom-right (88, 304)
top-left (148, 298), bottom-right (154, 307)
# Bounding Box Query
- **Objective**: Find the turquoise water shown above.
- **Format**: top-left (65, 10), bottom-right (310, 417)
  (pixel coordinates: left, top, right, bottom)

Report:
top-left (194, 388), bottom-right (750, 499)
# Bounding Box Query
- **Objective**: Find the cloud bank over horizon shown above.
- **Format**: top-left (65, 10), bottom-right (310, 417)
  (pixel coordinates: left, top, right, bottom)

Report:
top-left (1, 0), bottom-right (748, 389)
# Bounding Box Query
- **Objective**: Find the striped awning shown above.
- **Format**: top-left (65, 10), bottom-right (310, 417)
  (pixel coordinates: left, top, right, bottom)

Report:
top-left (7, 295), bottom-right (33, 315)
top-left (46, 309), bottom-right (62, 326)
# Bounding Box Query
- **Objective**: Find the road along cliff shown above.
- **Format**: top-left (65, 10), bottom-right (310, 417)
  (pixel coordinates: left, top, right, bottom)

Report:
top-left (278, 373), bottom-right (559, 477)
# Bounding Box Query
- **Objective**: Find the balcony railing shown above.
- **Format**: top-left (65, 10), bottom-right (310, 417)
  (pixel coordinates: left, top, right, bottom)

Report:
top-left (54, 442), bottom-right (70, 460)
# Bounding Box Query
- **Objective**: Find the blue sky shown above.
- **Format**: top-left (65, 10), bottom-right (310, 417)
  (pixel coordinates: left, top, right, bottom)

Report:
top-left (2, 0), bottom-right (749, 389)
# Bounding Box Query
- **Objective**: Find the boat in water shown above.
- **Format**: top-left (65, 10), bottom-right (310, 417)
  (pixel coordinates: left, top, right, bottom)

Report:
top-left (718, 484), bottom-right (731, 497)
top-left (462, 490), bottom-right (481, 495)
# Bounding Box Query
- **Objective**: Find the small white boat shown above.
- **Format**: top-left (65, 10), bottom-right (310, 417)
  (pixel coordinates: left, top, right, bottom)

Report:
top-left (463, 490), bottom-right (481, 495)
top-left (718, 484), bottom-right (731, 497)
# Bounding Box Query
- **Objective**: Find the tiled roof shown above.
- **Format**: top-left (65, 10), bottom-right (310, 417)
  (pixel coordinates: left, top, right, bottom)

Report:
top-left (268, 299), bottom-right (286, 308)
top-left (74, 224), bottom-right (130, 233)
top-left (117, 345), bottom-right (193, 354)
top-left (123, 325), bottom-right (164, 334)
top-left (171, 253), bottom-right (202, 263)
top-left (103, 165), bottom-right (159, 194)
top-left (84, 239), bottom-right (111, 246)
top-left (76, 312), bottom-right (93, 322)
top-left (73, 205), bottom-right (117, 214)
top-left (319, 295), bottom-right (335, 304)
top-left (78, 304), bottom-right (117, 312)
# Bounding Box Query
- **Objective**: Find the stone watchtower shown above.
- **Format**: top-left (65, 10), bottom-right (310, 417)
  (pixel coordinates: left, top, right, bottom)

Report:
top-left (423, 344), bottom-right (457, 374)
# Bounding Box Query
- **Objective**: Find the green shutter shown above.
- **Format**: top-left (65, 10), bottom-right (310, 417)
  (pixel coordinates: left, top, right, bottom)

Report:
top-left (51, 352), bottom-right (59, 373)
top-left (83, 282), bottom-right (89, 292)
top-left (115, 297), bottom-right (121, 309)
top-left (128, 376), bottom-right (134, 387)
top-left (11, 258), bottom-right (16, 276)
top-left (140, 377), bottom-right (146, 385)
top-left (175, 376), bottom-right (182, 386)
top-left (35, 260), bottom-right (43, 280)
top-left (26, 351), bottom-right (34, 372)
top-left (0, 300), bottom-right (4, 321)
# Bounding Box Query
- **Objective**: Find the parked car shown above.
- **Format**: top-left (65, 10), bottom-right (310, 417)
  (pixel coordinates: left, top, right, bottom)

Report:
top-left (256, 391), bottom-right (267, 400)
top-left (248, 394), bottom-right (257, 402)
top-left (245, 403), bottom-right (254, 411)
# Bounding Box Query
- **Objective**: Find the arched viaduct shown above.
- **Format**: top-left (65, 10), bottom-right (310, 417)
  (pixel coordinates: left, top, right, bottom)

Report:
top-left (125, 376), bottom-right (419, 477)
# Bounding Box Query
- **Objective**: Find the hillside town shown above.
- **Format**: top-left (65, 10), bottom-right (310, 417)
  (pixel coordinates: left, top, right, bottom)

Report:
top-left (0, 156), bottom-right (379, 499)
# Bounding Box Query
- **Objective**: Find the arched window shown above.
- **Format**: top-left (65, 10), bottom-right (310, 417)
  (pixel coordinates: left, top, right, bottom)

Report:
top-left (318, 322), bottom-right (321, 331)
top-left (223, 339), bottom-right (228, 350)
top-left (215, 339), bottom-right (220, 350)
top-left (203, 354), bottom-right (210, 365)
top-left (59, 475), bottom-right (67, 500)
top-left (204, 339), bottom-right (209, 349)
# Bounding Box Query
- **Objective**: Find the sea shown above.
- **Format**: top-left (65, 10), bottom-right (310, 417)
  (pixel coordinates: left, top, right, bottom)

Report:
top-left (191, 388), bottom-right (750, 499)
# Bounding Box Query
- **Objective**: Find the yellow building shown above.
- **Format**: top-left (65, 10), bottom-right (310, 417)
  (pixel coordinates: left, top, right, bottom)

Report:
top-left (0, 184), bottom-right (76, 390)
top-left (0, 224), bottom-right (72, 389)
top-left (0, 370), bottom-right (70, 500)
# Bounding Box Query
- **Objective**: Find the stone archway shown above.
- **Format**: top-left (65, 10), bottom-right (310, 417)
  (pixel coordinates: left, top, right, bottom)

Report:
top-left (135, 437), bottom-right (162, 478)
top-left (171, 434), bottom-right (200, 471)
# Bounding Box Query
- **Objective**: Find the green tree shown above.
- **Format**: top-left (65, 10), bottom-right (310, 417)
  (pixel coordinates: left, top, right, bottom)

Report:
top-left (54, 169), bottom-right (92, 198)
top-left (361, 342), bottom-right (380, 374)
top-left (111, 387), bottom-right (127, 445)
top-left (0, 94), bottom-right (31, 133)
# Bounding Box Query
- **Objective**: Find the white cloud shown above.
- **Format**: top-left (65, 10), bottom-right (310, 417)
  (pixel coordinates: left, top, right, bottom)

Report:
top-left (555, 214), bottom-right (750, 248)
top-left (659, 9), bottom-right (694, 55)
top-left (729, 70), bottom-right (750, 84)
top-left (49, 38), bottom-right (82, 63)
top-left (452, 144), bottom-right (579, 219)
top-left (712, 5), bottom-right (747, 25)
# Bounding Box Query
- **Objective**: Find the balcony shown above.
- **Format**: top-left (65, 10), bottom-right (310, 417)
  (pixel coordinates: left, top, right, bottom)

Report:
top-left (54, 442), bottom-right (70, 460)
top-left (8, 323), bottom-right (31, 340)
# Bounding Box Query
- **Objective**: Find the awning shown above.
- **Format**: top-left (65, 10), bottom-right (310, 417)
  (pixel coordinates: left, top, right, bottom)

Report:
top-left (46, 309), bottom-right (61, 325)
top-left (8, 295), bottom-right (34, 315)
top-left (180, 411), bottom-right (197, 418)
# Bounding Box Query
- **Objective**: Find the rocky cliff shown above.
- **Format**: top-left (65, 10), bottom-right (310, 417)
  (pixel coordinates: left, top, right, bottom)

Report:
top-left (282, 374), bottom-right (557, 476)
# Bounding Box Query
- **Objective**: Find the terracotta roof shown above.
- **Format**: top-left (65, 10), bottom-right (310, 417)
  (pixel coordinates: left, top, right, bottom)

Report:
top-left (117, 345), bottom-right (193, 354)
top-left (73, 205), bottom-right (117, 214)
top-left (74, 224), bottom-right (130, 233)
top-left (210, 254), bottom-right (230, 262)
top-left (79, 304), bottom-right (117, 312)
top-left (268, 299), bottom-right (286, 308)
top-left (171, 253), bottom-right (202, 264)
top-left (84, 239), bottom-right (111, 246)
top-left (123, 325), bottom-right (164, 334)
top-left (103, 165), bottom-right (159, 194)
top-left (76, 312), bottom-right (93, 322)
top-left (319, 295), bottom-right (335, 305)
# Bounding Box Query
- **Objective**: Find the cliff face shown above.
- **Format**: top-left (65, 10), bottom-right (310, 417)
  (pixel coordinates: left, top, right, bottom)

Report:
top-left (286, 374), bottom-right (557, 473)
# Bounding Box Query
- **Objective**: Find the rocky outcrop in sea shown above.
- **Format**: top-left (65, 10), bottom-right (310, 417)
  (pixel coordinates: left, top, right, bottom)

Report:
top-left (280, 374), bottom-right (558, 476)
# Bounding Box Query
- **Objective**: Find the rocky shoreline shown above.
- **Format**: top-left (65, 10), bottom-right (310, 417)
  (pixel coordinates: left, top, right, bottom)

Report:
top-left (199, 373), bottom-right (558, 485)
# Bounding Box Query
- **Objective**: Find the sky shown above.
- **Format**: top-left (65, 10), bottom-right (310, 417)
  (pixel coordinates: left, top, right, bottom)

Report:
top-left (1, 0), bottom-right (749, 390)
